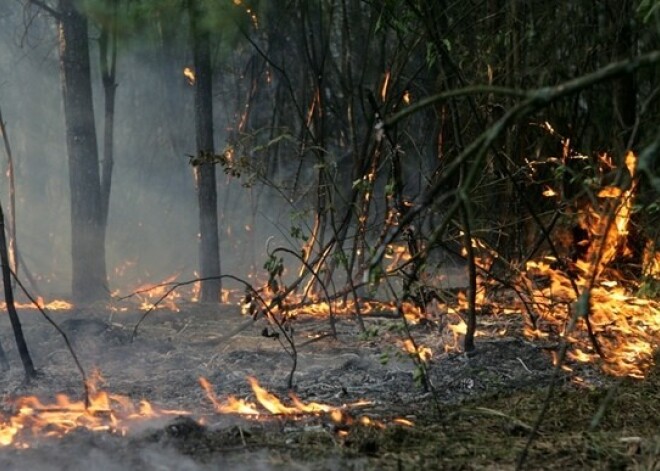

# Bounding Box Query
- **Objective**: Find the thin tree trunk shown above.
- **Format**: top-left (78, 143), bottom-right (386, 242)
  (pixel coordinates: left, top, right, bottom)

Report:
top-left (99, 1), bottom-right (118, 231)
top-left (58, 0), bottom-right (108, 303)
top-left (613, 0), bottom-right (637, 148)
top-left (0, 202), bottom-right (36, 379)
top-left (0, 105), bottom-right (18, 281)
top-left (190, 0), bottom-right (222, 302)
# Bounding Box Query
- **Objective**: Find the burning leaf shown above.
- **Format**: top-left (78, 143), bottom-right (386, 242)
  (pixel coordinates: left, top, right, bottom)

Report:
top-left (401, 339), bottom-right (432, 363)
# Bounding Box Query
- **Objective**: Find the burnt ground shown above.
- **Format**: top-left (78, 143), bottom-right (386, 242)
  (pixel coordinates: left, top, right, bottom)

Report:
top-left (0, 300), bottom-right (658, 470)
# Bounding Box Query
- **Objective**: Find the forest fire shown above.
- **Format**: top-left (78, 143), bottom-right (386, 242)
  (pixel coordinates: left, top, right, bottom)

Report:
top-left (516, 151), bottom-right (659, 378)
top-left (0, 373), bottom-right (406, 448)
top-left (0, 297), bottom-right (73, 311)
top-left (199, 376), bottom-right (408, 434)
top-left (0, 187), bottom-right (653, 465)
top-left (0, 371), bottom-right (187, 448)
top-left (133, 273), bottom-right (183, 311)
top-left (1, 0), bottom-right (657, 466)
top-left (401, 339), bottom-right (432, 363)
top-left (280, 298), bottom-right (427, 324)
top-left (520, 256), bottom-right (659, 378)
top-left (199, 376), bottom-right (367, 416)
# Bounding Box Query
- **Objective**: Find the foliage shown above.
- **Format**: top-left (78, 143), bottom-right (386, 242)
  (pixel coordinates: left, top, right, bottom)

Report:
top-left (638, 0), bottom-right (660, 22)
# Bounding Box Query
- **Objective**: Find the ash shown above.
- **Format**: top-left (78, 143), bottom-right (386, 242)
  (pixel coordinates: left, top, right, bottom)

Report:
top-left (0, 302), bottom-right (560, 470)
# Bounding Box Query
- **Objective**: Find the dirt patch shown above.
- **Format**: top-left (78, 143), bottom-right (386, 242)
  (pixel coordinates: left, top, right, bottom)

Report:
top-left (0, 303), bottom-right (657, 469)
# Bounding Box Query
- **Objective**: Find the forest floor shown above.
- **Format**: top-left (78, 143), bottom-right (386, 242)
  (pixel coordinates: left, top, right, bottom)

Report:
top-left (0, 300), bottom-right (657, 470)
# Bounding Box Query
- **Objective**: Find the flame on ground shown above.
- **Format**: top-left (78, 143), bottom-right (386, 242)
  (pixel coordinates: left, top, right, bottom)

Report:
top-left (200, 376), bottom-right (369, 416)
top-left (0, 297), bottom-right (73, 311)
top-left (0, 371), bottom-right (188, 447)
top-left (122, 273), bottom-right (240, 311)
top-left (199, 376), bottom-right (411, 433)
top-left (282, 298), bottom-right (427, 324)
top-left (1, 373), bottom-right (410, 448)
top-left (418, 151), bottom-right (658, 376)
top-left (521, 257), bottom-right (659, 378)
top-left (519, 151), bottom-right (659, 378)
top-left (401, 339), bottom-right (432, 363)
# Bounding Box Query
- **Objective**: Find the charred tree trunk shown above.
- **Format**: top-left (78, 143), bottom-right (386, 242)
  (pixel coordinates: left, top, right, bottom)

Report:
top-left (58, 0), bottom-right (108, 303)
top-left (189, 0), bottom-right (222, 302)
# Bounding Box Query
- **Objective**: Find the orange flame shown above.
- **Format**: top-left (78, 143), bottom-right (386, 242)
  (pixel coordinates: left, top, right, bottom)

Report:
top-left (0, 298), bottom-right (73, 311)
top-left (183, 67), bottom-right (195, 85)
top-left (134, 273), bottom-right (181, 311)
top-left (201, 376), bottom-right (371, 418)
top-left (380, 70), bottom-right (390, 102)
top-left (203, 376), bottom-right (339, 415)
top-left (517, 153), bottom-right (659, 377)
top-left (401, 339), bottom-right (432, 363)
top-left (0, 370), bottom-right (188, 447)
top-left (543, 186), bottom-right (557, 197)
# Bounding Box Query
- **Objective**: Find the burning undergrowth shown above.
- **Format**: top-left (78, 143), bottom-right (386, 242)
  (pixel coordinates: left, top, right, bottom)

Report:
top-left (0, 145), bottom-right (656, 467)
top-left (0, 272), bottom-right (656, 469)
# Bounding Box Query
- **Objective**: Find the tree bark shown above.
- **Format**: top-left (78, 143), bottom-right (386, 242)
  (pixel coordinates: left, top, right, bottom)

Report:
top-left (58, 0), bottom-right (108, 303)
top-left (190, 0), bottom-right (222, 302)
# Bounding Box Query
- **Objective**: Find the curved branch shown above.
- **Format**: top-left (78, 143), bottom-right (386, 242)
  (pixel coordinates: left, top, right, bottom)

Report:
top-left (385, 85), bottom-right (529, 127)
top-left (371, 50), bottom-right (660, 270)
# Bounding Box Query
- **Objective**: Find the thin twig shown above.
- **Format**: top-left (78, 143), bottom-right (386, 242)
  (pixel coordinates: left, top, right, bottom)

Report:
top-left (10, 270), bottom-right (91, 408)
top-left (272, 247), bottom-right (337, 338)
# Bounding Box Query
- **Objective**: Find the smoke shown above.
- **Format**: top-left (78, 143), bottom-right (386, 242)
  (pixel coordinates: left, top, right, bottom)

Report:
top-left (0, 434), bottom-right (259, 471)
top-left (0, 3), bottom-right (292, 300)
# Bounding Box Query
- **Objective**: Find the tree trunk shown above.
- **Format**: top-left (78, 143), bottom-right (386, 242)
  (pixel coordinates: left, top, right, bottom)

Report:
top-left (612, 0), bottom-right (637, 148)
top-left (0, 203), bottom-right (36, 379)
top-left (0, 105), bottom-right (18, 280)
top-left (190, 0), bottom-right (221, 302)
top-left (99, 1), bottom-right (118, 232)
top-left (58, 0), bottom-right (108, 303)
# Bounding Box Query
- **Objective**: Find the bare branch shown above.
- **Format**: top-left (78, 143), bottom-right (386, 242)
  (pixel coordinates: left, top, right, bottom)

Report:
top-left (26, 0), bottom-right (62, 20)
